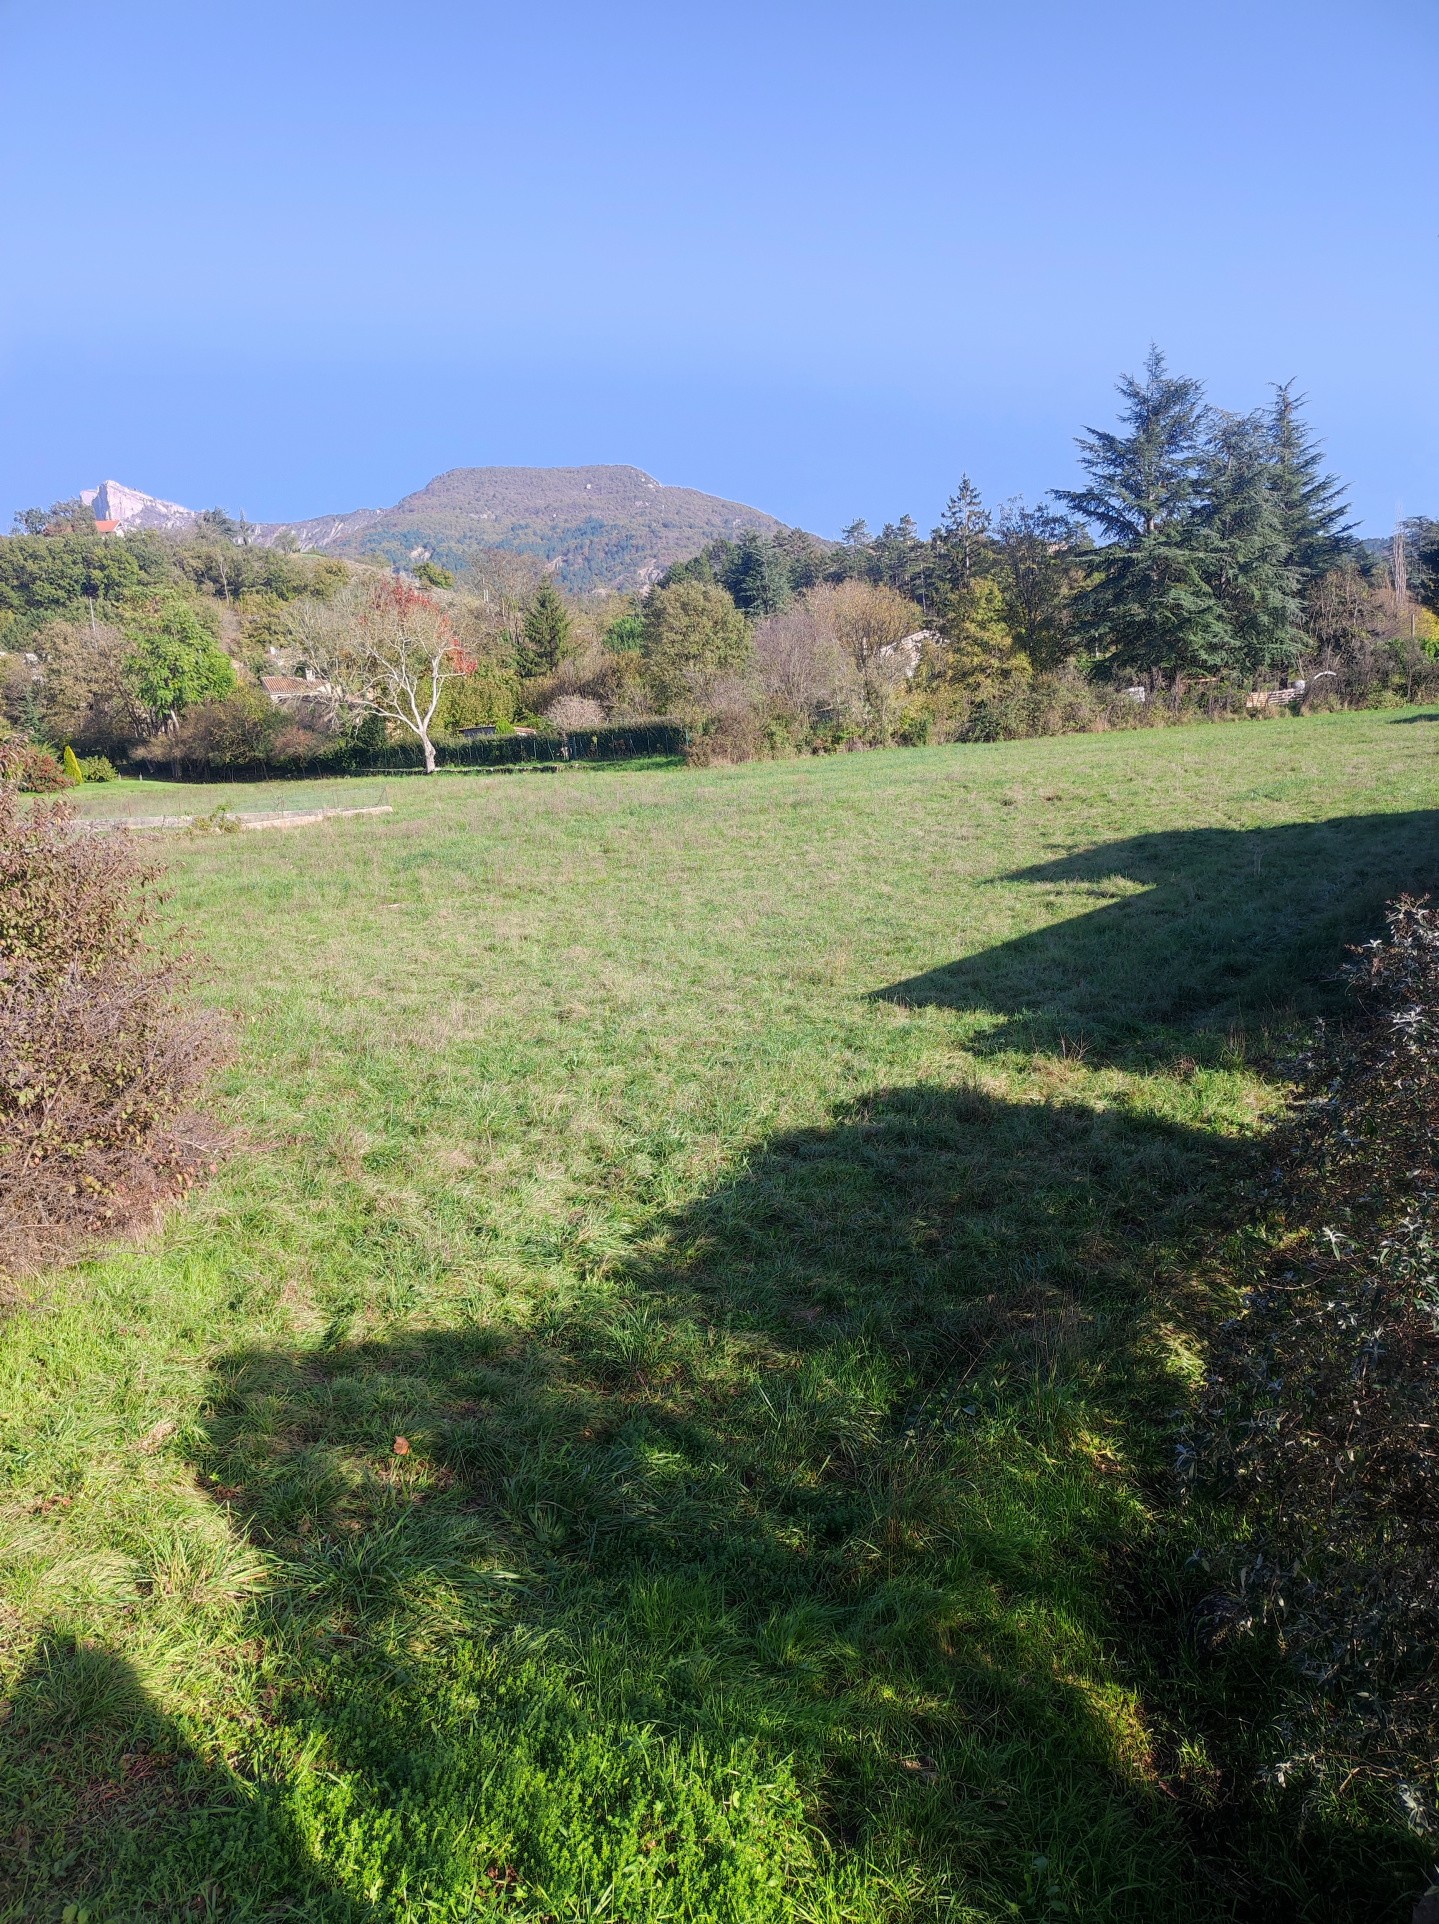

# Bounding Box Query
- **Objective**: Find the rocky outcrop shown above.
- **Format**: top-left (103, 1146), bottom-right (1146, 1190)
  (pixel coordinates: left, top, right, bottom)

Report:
top-left (86, 480), bottom-right (200, 531)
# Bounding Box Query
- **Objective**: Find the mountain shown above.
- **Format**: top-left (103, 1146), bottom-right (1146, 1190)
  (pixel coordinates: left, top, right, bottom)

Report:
top-left (78, 466), bottom-right (788, 592)
top-left (80, 479), bottom-right (200, 532)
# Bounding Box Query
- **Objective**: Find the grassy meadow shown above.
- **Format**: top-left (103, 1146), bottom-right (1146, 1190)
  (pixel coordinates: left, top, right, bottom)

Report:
top-left (4, 711), bottom-right (1439, 1922)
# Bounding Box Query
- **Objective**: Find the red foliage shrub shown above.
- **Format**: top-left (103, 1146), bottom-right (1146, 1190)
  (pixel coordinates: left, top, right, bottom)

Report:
top-left (0, 786), bottom-right (227, 1277)
top-left (0, 738), bottom-right (76, 792)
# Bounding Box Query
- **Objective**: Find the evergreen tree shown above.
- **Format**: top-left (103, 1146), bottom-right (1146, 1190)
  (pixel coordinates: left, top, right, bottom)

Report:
top-left (1056, 346), bottom-right (1209, 543)
top-left (602, 611), bottom-right (646, 652)
top-left (1199, 412), bottom-right (1301, 678)
top-left (1406, 518), bottom-right (1439, 614)
top-left (992, 501), bottom-right (1079, 670)
top-left (1054, 347), bottom-right (1225, 674)
top-left (870, 515), bottom-right (929, 607)
top-left (719, 531), bottom-right (790, 617)
top-left (517, 579), bottom-right (572, 678)
top-left (1266, 382), bottom-right (1355, 580)
top-left (933, 476), bottom-right (992, 590)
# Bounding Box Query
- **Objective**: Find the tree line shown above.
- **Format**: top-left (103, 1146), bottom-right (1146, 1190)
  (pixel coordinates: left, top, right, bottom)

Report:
top-left (4, 350), bottom-right (1437, 779)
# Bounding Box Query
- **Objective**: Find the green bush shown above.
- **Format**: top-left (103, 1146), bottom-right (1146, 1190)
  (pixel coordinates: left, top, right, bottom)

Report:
top-left (78, 754), bottom-right (117, 782)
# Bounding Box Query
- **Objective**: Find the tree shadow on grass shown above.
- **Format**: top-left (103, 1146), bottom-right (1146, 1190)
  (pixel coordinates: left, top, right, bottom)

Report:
top-left (167, 1085), bottom-right (1252, 1922)
top-left (877, 812), bottom-right (1439, 1066)
top-left (0, 1632), bottom-right (356, 1922)
top-left (28, 1069), bottom-right (1422, 1917)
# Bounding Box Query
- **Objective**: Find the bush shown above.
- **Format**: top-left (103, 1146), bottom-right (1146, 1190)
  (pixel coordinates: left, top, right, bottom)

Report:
top-left (543, 694), bottom-right (606, 730)
top-left (0, 739), bottom-right (75, 792)
top-left (685, 690), bottom-right (768, 766)
top-left (78, 754), bottom-right (117, 782)
top-left (1196, 896), bottom-right (1439, 1819)
top-left (130, 685), bottom-right (283, 776)
top-left (959, 667), bottom-right (1125, 741)
top-left (0, 785), bottom-right (226, 1277)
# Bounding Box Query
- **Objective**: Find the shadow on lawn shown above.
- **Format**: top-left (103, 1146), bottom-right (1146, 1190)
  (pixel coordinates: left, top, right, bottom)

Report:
top-left (155, 1085), bottom-right (1244, 1921)
top-left (0, 1634), bottom-right (355, 1922)
top-left (22, 814), bottom-right (1434, 1919)
top-left (877, 811), bottom-right (1439, 1064)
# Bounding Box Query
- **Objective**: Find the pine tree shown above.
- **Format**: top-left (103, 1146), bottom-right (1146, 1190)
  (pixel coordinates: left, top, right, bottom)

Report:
top-left (517, 580), bottom-right (572, 679)
top-left (1266, 382), bottom-right (1355, 581)
top-left (1199, 412), bottom-right (1301, 679)
top-left (721, 531), bottom-right (790, 617)
top-left (1406, 518), bottom-right (1439, 614)
top-left (1056, 346), bottom-right (1209, 543)
top-left (870, 515), bottom-right (929, 607)
top-left (933, 476), bottom-right (992, 590)
top-left (1054, 347), bottom-right (1225, 675)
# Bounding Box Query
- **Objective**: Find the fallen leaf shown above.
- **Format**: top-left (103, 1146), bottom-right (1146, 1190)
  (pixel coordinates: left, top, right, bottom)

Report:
top-left (393, 1435), bottom-right (411, 1456)
top-left (137, 1420), bottom-right (178, 1453)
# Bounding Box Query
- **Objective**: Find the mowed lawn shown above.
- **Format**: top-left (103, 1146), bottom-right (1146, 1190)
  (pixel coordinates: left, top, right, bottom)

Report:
top-left (4, 712), bottom-right (1438, 1923)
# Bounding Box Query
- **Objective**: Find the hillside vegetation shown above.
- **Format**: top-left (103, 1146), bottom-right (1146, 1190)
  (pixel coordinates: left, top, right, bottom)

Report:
top-left (3, 712), bottom-right (1438, 1921)
top-left (7, 352), bottom-right (1439, 795)
top-left (277, 465), bottom-right (786, 593)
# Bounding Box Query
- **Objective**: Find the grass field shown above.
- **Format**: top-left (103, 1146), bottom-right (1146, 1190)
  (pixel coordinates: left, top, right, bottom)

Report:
top-left (4, 711), bottom-right (1438, 1922)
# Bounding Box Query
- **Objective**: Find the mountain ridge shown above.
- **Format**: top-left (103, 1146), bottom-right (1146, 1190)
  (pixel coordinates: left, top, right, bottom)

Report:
top-left (76, 465), bottom-right (787, 592)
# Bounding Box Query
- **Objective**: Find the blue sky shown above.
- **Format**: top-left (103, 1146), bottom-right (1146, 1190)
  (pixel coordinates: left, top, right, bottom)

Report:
top-left (1, 0), bottom-right (1433, 537)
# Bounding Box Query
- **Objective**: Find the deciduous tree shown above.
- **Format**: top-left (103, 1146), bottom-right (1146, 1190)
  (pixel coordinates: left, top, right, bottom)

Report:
top-left (11, 497), bottom-right (98, 536)
top-left (992, 501), bottom-right (1080, 670)
top-left (317, 576), bottom-right (477, 773)
top-left (119, 592), bottom-right (235, 728)
top-left (640, 578), bottom-right (751, 712)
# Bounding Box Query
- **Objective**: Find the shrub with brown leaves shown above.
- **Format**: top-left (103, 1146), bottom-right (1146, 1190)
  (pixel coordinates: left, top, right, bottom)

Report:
top-left (0, 737), bottom-right (76, 793)
top-left (1195, 897), bottom-right (1439, 1816)
top-left (0, 786), bottom-right (227, 1277)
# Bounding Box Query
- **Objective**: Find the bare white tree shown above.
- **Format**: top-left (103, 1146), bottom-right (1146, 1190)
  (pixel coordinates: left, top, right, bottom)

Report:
top-left (296, 576), bottom-right (475, 772)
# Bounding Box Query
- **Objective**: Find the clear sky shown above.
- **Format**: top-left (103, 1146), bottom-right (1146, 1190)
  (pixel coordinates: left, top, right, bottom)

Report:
top-left (1, 0), bottom-right (1433, 538)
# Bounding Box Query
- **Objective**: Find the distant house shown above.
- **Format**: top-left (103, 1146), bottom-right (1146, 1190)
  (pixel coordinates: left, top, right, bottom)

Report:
top-left (92, 519), bottom-right (121, 536)
top-left (260, 675), bottom-right (323, 703)
top-left (260, 673), bottom-right (364, 729)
